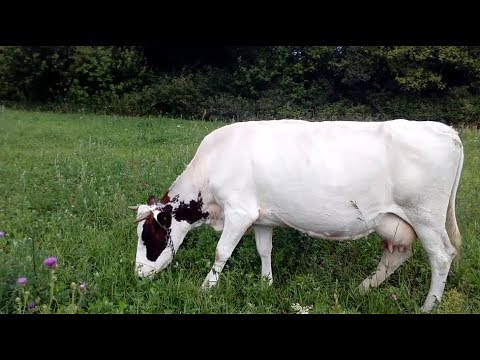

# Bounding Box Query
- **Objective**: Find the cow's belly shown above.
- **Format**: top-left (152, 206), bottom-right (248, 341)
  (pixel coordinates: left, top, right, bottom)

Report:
top-left (255, 201), bottom-right (383, 240)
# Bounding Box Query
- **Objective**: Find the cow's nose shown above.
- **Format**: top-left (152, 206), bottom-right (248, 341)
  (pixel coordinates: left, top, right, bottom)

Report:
top-left (135, 262), bottom-right (157, 278)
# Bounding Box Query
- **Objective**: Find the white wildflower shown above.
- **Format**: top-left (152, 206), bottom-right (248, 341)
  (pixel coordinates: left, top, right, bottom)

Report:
top-left (291, 303), bottom-right (313, 314)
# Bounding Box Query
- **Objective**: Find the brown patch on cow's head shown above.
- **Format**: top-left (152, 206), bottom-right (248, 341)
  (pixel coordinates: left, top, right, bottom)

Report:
top-left (147, 195), bottom-right (157, 206)
top-left (141, 210), bottom-right (172, 261)
top-left (160, 192), bottom-right (170, 205)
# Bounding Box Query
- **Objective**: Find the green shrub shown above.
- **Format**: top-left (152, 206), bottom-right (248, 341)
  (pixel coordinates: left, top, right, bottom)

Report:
top-left (2, 46), bottom-right (480, 124)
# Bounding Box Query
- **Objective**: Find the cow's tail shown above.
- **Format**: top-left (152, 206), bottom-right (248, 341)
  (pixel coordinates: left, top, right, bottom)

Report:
top-left (446, 138), bottom-right (464, 265)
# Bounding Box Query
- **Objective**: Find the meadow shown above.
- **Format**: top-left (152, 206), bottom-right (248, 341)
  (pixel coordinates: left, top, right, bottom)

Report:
top-left (1, 108), bottom-right (479, 314)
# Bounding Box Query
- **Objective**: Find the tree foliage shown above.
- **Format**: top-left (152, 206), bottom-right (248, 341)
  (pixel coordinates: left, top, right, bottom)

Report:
top-left (0, 46), bottom-right (152, 104)
top-left (1, 45), bottom-right (480, 123)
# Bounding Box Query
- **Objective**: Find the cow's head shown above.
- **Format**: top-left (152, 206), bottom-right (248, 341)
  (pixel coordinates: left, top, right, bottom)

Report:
top-left (129, 193), bottom-right (208, 278)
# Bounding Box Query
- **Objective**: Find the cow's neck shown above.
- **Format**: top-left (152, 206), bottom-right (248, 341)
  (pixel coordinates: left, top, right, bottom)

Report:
top-left (161, 168), bottom-right (209, 226)
top-left (163, 178), bottom-right (203, 206)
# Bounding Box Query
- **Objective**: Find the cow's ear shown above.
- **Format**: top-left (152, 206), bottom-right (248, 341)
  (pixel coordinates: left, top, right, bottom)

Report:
top-left (157, 212), bottom-right (172, 228)
top-left (147, 195), bottom-right (157, 206)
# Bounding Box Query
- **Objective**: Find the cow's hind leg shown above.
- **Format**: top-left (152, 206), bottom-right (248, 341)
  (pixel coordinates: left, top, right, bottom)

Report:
top-left (360, 244), bottom-right (413, 293)
top-left (415, 226), bottom-right (456, 312)
top-left (254, 225), bottom-right (273, 284)
top-left (360, 213), bottom-right (416, 293)
top-left (201, 208), bottom-right (258, 290)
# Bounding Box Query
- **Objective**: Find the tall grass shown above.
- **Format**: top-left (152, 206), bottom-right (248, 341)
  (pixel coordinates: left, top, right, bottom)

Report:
top-left (1, 108), bottom-right (479, 314)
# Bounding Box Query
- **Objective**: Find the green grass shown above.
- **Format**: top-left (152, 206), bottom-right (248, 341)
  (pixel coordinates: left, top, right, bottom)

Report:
top-left (1, 108), bottom-right (479, 314)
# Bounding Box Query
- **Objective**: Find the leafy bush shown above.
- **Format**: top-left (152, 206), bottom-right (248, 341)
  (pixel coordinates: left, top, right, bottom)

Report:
top-left (2, 46), bottom-right (480, 124)
top-left (202, 94), bottom-right (255, 121)
top-left (0, 46), bottom-right (153, 108)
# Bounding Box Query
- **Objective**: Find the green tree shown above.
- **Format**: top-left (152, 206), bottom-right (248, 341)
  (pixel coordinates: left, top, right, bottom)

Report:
top-left (0, 46), bottom-right (74, 102)
top-left (382, 46), bottom-right (480, 93)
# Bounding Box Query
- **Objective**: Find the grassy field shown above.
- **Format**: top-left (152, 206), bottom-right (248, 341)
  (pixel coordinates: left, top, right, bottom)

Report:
top-left (1, 108), bottom-right (479, 314)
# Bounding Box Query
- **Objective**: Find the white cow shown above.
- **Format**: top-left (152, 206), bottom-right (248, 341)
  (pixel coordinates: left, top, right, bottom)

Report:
top-left (130, 119), bottom-right (464, 312)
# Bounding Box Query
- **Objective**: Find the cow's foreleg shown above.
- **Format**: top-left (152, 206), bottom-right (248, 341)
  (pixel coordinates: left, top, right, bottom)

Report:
top-left (201, 209), bottom-right (257, 290)
top-left (254, 225), bottom-right (273, 284)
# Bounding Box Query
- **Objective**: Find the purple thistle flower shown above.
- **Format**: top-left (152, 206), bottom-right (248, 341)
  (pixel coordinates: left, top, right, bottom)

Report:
top-left (17, 277), bottom-right (28, 286)
top-left (27, 302), bottom-right (37, 312)
top-left (43, 256), bottom-right (57, 268)
top-left (0, 230), bottom-right (5, 237)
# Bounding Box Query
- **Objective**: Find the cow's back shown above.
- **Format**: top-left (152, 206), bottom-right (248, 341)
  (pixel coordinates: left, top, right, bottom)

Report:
top-left (194, 119), bottom-right (462, 238)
